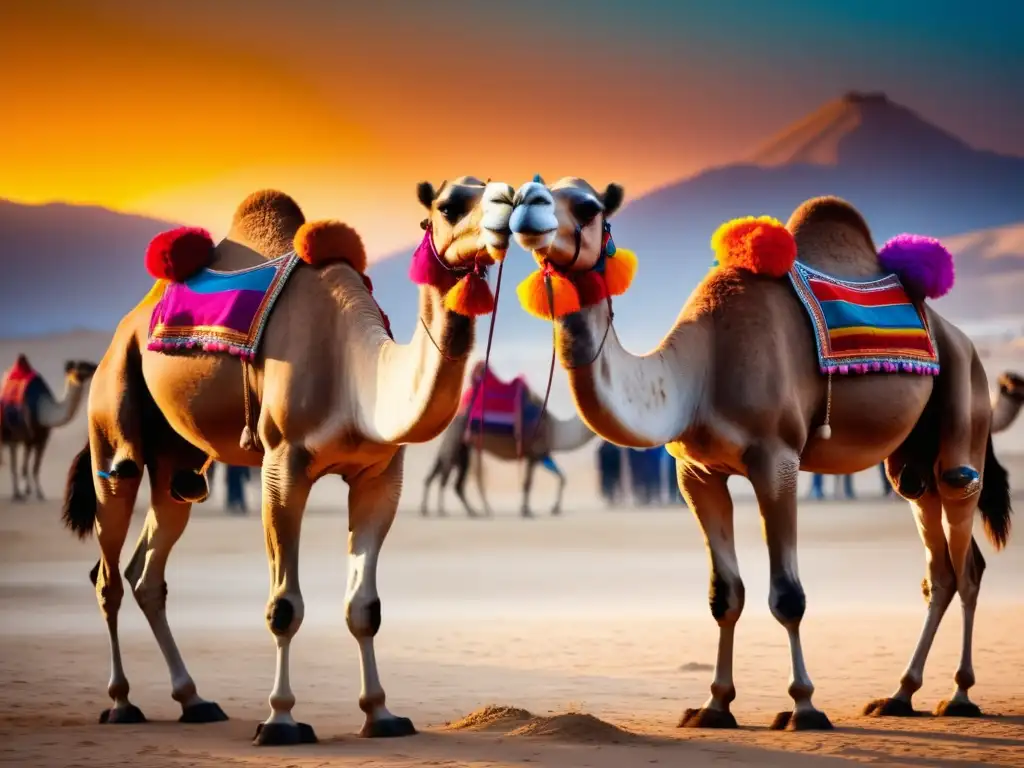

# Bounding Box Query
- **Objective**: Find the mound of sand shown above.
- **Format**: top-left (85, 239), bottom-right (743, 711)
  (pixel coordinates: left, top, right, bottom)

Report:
top-left (444, 705), bottom-right (535, 731)
top-left (507, 713), bottom-right (640, 745)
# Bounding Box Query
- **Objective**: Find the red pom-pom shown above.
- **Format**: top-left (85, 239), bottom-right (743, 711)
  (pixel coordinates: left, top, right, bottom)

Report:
top-left (574, 270), bottom-right (610, 307)
top-left (294, 220), bottom-right (367, 273)
top-left (145, 227), bottom-right (215, 282)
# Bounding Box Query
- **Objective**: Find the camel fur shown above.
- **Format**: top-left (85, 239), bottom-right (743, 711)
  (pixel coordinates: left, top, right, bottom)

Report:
top-left (1, 356), bottom-right (96, 500)
top-left (60, 178), bottom-right (516, 745)
top-left (509, 177), bottom-right (1012, 730)
top-left (991, 371), bottom-right (1024, 434)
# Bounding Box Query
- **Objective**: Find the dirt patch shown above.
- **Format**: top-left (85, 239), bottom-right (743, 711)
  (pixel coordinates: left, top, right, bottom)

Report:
top-left (506, 712), bottom-right (640, 744)
top-left (444, 704), bottom-right (535, 731)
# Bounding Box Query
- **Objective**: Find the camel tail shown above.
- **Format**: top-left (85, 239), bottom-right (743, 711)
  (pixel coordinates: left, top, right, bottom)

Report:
top-left (978, 433), bottom-right (1012, 550)
top-left (62, 440), bottom-right (97, 540)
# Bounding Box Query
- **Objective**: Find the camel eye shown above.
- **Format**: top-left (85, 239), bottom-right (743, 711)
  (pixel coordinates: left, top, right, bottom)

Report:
top-left (437, 202), bottom-right (462, 224)
top-left (571, 198), bottom-right (602, 224)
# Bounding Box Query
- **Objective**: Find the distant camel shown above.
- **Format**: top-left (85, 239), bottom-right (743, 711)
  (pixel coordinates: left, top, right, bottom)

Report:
top-left (991, 371), bottom-right (1024, 434)
top-left (1, 354), bottom-right (97, 500)
top-left (421, 365), bottom-right (595, 517)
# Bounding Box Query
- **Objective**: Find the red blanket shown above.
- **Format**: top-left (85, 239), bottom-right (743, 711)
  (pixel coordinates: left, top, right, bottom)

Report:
top-left (1, 358), bottom-right (38, 435)
top-left (459, 368), bottom-right (526, 426)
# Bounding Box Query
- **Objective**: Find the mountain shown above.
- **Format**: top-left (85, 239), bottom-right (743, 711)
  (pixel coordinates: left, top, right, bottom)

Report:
top-left (607, 91), bottom-right (1024, 334)
top-left (0, 201), bottom-right (178, 336)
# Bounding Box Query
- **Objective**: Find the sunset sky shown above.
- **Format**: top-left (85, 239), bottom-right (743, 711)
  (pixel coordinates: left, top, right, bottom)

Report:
top-left (2, 0), bottom-right (1022, 256)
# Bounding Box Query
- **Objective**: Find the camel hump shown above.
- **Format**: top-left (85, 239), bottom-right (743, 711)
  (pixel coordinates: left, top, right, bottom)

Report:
top-left (228, 190), bottom-right (307, 259)
top-left (785, 196), bottom-right (880, 278)
top-left (786, 196), bottom-right (875, 249)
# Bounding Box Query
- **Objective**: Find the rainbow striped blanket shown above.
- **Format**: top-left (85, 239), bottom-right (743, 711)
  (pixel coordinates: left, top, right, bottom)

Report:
top-left (148, 254), bottom-right (300, 360)
top-left (788, 261), bottom-right (939, 375)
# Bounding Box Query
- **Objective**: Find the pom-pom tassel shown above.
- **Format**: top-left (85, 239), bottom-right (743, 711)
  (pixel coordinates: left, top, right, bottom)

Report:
top-left (574, 270), bottom-right (610, 307)
top-left (409, 229), bottom-right (457, 290)
top-left (603, 248), bottom-right (638, 296)
top-left (239, 425), bottom-right (261, 452)
top-left (517, 267), bottom-right (581, 320)
top-left (445, 272), bottom-right (495, 316)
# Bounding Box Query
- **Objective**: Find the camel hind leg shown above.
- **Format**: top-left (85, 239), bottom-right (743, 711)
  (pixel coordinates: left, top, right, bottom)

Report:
top-left (124, 445), bottom-right (228, 723)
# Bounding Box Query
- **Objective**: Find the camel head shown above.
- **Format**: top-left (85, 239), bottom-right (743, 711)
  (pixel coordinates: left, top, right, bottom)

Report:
top-left (998, 371), bottom-right (1024, 403)
top-left (509, 176), bottom-right (636, 320)
top-left (64, 360), bottom-right (97, 386)
top-left (417, 176), bottom-right (514, 269)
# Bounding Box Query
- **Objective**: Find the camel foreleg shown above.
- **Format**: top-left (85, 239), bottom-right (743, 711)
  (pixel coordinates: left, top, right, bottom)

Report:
top-left (253, 445), bottom-right (316, 746)
top-left (520, 458), bottom-right (537, 518)
top-left (8, 443), bottom-right (23, 500)
top-left (345, 448), bottom-right (416, 737)
top-left (30, 432), bottom-right (49, 501)
top-left (540, 455), bottom-right (566, 515)
top-left (124, 461), bottom-right (227, 723)
top-left (452, 444), bottom-right (480, 518)
top-left (864, 490), bottom-right (955, 717)
top-left (677, 464), bottom-right (742, 729)
top-left (749, 447), bottom-right (832, 731)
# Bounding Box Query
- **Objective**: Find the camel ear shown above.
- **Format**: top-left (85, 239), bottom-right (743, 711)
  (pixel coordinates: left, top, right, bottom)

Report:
top-left (602, 184), bottom-right (624, 218)
top-left (533, 173), bottom-right (545, 184)
top-left (417, 182), bottom-right (436, 210)
top-left (64, 360), bottom-right (75, 374)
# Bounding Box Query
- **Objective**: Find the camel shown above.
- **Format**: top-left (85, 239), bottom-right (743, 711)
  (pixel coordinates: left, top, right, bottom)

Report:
top-left (508, 177), bottom-right (1012, 730)
top-left (60, 179), bottom-right (515, 746)
top-left (1, 355), bottom-right (96, 500)
top-left (420, 363), bottom-right (595, 517)
top-left (991, 371), bottom-right (1024, 433)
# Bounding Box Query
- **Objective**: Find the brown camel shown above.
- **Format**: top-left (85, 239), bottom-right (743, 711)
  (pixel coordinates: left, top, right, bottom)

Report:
top-left (60, 179), bottom-right (515, 746)
top-left (509, 177), bottom-right (1012, 730)
top-left (991, 371), bottom-right (1024, 433)
top-left (1, 355), bottom-right (96, 500)
top-left (420, 364), bottom-right (595, 517)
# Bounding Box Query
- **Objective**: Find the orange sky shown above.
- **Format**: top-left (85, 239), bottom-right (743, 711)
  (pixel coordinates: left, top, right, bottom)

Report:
top-left (3, 1), bottom-right (1021, 256)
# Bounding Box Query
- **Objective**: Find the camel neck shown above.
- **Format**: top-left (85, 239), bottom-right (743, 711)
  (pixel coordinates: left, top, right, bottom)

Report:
top-left (38, 376), bottom-right (87, 429)
top-left (555, 302), bottom-right (706, 447)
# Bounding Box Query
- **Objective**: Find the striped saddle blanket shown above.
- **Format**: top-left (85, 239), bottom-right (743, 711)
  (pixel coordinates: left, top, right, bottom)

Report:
top-left (788, 261), bottom-right (939, 376)
top-left (148, 255), bottom-right (301, 360)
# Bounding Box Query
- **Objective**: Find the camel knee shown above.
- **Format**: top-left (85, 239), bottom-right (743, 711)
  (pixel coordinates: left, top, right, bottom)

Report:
top-left (131, 574), bottom-right (167, 617)
top-left (921, 573), bottom-right (956, 610)
top-left (346, 596), bottom-right (382, 638)
top-left (709, 571), bottom-right (745, 626)
top-left (937, 465), bottom-right (980, 501)
top-left (96, 568), bottom-right (125, 618)
top-left (266, 594), bottom-right (304, 638)
top-left (769, 574), bottom-right (805, 627)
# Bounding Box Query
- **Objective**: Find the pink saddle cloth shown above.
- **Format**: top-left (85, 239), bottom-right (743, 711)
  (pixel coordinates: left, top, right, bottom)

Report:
top-left (459, 369), bottom-right (527, 429)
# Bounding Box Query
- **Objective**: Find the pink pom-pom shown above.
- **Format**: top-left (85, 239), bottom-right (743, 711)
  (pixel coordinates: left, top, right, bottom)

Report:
top-left (878, 234), bottom-right (955, 300)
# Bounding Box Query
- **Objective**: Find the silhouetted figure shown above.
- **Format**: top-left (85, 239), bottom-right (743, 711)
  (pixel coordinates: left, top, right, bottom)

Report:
top-left (809, 473), bottom-right (855, 500)
top-left (597, 441), bottom-right (623, 506)
top-left (225, 465), bottom-right (251, 514)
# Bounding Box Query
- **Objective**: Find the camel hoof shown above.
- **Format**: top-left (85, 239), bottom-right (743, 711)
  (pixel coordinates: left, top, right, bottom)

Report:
top-left (934, 699), bottom-right (982, 717)
top-left (358, 715), bottom-right (417, 738)
top-left (99, 705), bottom-right (147, 724)
top-left (769, 709), bottom-right (833, 731)
top-left (678, 707), bottom-right (737, 729)
top-left (170, 470), bottom-right (210, 504)
top-left (252, 721), bottom-right (318, 746)
top-left (863, 697), bottom-right (920, 717)
top-left (179, 701), bottom-right (229, 723)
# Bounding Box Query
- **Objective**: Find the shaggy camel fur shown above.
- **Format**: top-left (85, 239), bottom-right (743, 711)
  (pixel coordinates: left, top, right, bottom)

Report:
top-left (509, 177), bottom-right (1012, 730)
top-left (421, 375), bottom-right (595, 517)
top-left (61, 179), bottom-right (515, 746)
top-left (991, 371), bottom-right (1024, 434)
top-left (1, 356), bottom-right (96, 500)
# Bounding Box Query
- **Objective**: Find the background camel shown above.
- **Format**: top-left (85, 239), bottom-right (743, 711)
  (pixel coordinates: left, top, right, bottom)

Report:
top-left (1, 354), bottom-right (96, 500)
top-left (60, 179), bottom-right (515, 746)
top-left (509, 177), bottom-right (1011, 731)
top-left (991, 371), bottom-right (1024, 433)
top-left (420, 389), bottom-right (595, 517)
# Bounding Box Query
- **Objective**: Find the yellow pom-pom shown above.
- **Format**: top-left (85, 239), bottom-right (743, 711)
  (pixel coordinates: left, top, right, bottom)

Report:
top-left (710, 215), bottom-right (796, 278)
top-left (517, 268), bottom-right (581, 320)
top-left (444, 273), bottom-right (495, 316)
top-left (603, 248), bottom-right (637, 296)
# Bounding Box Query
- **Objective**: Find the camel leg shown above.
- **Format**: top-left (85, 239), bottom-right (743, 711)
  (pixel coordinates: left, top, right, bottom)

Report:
top-left (420, 459), bottom-right (440, 517)
top-left (31, 432), bottom-right (49, 501)
top-left (93, 461), bottom-right (146, 724)
top-left (20, 443), bottom-right (33, 498)
top-left (863, 490), bottom-right (954, 716)
top-left (9, 444), bottom-right (24, 500)
top-left (748, 448), bottom-right (832, 731)
top-left (123, 462), bottom-right (228, 724)
top-left (452, 446), bottom-right (479, 518)
top-left (253, 446), bottom-right (316, 746)
top-left (677, 466), bottom-right (743, 729)
top-left (346, 448), bottom-right (416, 738)
top-left (541, 455), bottom-right (566, 515)
top-left (520, 459), bottom-right (537, 518)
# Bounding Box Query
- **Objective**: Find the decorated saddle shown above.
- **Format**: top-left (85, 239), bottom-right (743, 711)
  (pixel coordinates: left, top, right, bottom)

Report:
top-left (459, 368), bottom-right (541, 438)
top-left (0, 357), bottom-right (40, 436)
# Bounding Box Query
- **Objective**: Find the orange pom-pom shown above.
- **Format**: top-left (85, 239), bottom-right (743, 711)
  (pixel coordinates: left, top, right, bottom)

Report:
top-left (603, 247), bottom-right (637, 296)
top-left (517, 268), bottom-right (581, 320)
top-left (711, 215), bottom-right (796, 278)
top-left (574, 271), bottom-right (610, 307)
top-left (145, 227), bottom-right (214, 282)
top-left (294, 220), bottom-right (367, 273)
top-left (444, 273), bottom-right (495, 316)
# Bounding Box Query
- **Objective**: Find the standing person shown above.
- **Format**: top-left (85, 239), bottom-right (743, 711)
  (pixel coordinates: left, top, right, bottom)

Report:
top-left (627, 448), bottom-right (651, 506)
top-left (840, 474), bottom-right (855, 500)
top-left (597, 441), bottom-right (622, 506)
top-left (225, 464), bottom-right (252, 514)
top-left (809, 473), bottom-right (825, 500)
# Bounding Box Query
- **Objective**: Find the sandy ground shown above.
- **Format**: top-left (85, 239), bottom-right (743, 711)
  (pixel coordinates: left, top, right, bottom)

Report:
top-left (2, 334), bottom-right (1024, 766)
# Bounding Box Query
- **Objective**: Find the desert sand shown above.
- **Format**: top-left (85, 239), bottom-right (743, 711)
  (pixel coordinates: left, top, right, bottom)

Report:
top-left (2, 333), bottom-right (1024, 767)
